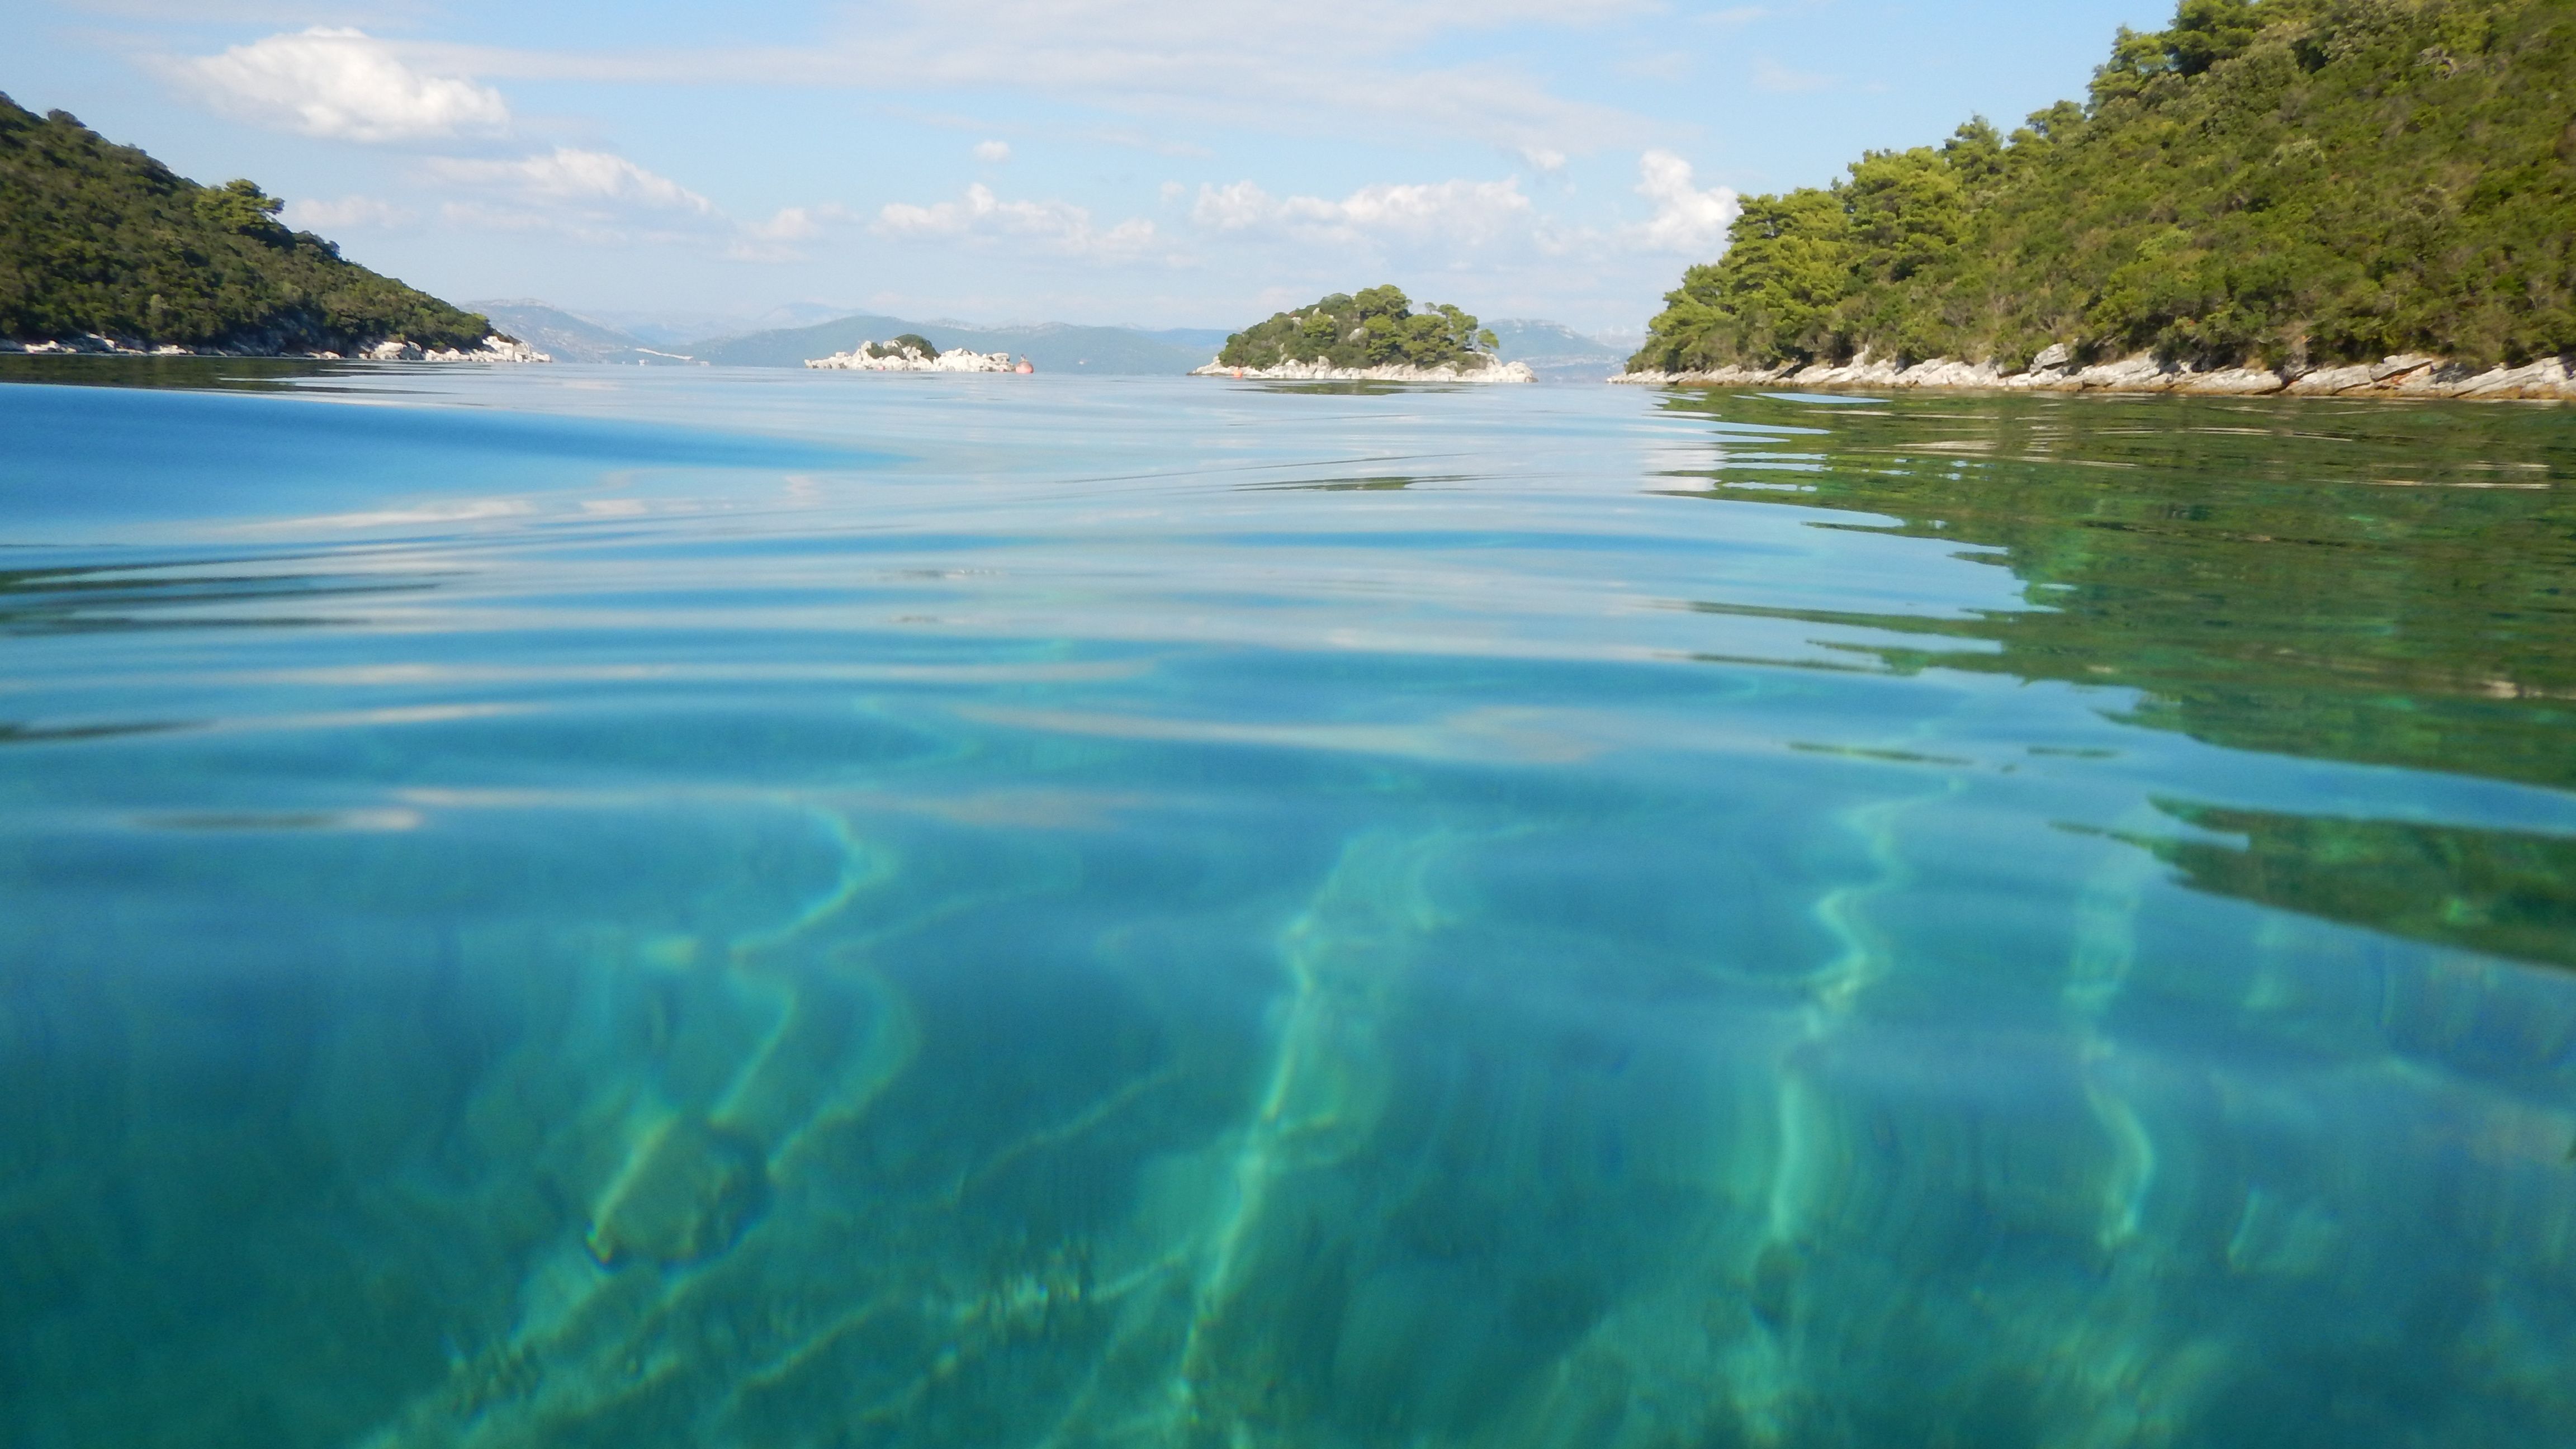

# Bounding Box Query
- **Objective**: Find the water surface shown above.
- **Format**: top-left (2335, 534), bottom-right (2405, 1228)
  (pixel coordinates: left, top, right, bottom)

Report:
top-left (2, 364), bottom-right (2572, 1448)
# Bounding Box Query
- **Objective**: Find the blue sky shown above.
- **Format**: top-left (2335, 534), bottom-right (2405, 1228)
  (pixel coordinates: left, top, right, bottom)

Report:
top-left (10, 1), bottom-right (2175, 337)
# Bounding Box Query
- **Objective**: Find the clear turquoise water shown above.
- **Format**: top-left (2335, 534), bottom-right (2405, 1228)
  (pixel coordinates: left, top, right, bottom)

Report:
top-left (2, 363), bottom-right (2573, 1448)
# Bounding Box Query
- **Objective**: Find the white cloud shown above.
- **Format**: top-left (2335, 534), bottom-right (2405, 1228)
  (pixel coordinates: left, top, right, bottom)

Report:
top-left (437, 198), bottom-right (617, 242)
top-left (1519, 145), bottom-right (1568, 173)
top-left (282, 194), bottom-right (415, 230)
top-left (1188, 180), bottom-right (1275, 231)
top-left (422, 149), bottom-right (844, 260)
top-left (420, 149), bottom-right (724, 250)
top-left (425, 0), bottom-right (1651, 149)
top-left (182, 27), bottom-right (508, 142)
top-left (426, 148), bottom-right (715, 215)
top-left (875, 183), bottom-right (1158, 259)
top-left (1331, 179), bottom-right (1534, 241)
top-left (974, 139), bottom-right (1011, 163)
top-left (1192, 176), bottom-right (1535, 247)
top-left (746, 205), bottom-right (827, 240)
top-left (1628, 149), bottom-right (1737, 253)
top-left (727, 203), bottom-right (857, 262)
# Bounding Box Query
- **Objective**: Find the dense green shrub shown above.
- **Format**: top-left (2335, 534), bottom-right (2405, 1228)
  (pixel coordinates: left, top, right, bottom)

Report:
top-left (1219, 286), bottom-right (1502, 370)
top-left (0, 93), bottom-right (496, 352)
top-left (859, 333), bottom-right (940, 359)
top-left (1632, 0), bottom-right (2576, 373)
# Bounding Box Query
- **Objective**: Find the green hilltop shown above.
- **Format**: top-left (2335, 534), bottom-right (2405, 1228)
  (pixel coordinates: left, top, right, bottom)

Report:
top-left (1633, 0), bottom-right (2576, 376)
top-left (0, 93), bottom-right (496, 353)
top-left (1219, 286), bottom-right (1502, 371)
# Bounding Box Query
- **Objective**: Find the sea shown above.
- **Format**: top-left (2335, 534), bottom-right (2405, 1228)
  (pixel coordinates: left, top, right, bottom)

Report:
top-left (2, 359), bottom-right (2572, 1448)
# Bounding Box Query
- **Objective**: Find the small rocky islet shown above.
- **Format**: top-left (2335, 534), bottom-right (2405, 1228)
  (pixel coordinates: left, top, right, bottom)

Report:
top-left (1196, 286), bottom-right (1535, 382)
top-left (804, 334), bottom-right (1027, 372)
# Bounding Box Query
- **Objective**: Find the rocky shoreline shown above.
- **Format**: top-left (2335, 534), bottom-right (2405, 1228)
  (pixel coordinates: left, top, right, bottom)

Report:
top-left (1, 333), bottom-right (550, 363)
top-left (806, 345), bottom-right (1020, 372)
top-left (1191, 357), bottom-right (1535, 383)
top-left (1614, 347), bottom-right (2576, 400)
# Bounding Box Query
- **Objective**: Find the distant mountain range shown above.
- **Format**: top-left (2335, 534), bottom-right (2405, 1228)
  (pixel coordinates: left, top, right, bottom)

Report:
top-left (690, 316), bottom-right (1222, 373)
top-left (1, 84), bottom-right (1633, 377)
top-left (472, 301), bottom-right (1233, 375)
top-left (1483, 319), bottom-right (1629, 381)
top-left (472, 300), bottom-right (1623, 379)
top-left (465, 301), bottom-right (706, 366)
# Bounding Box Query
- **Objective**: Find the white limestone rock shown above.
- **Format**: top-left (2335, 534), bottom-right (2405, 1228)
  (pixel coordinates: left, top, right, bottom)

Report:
top-left (1615, 348), bottom-right (2575, 401)
top-left (2172, 366), bottom-right (2287, 396)
top-left (1789, 351), bottom-right (1905, 389)
top-left (0, 332), bottom-right (541, 362)
top-left (2001, 362), bottom-right (2080, 391)
top-left (1895, 359), bottom-right (2004, 389)
top-left (2452, 356), bottom-right (2574, 397)
top-left (2287, 364), bottom-right (2376, 396)
top-left (1192, 355), bottom-right (1534, 383)
top-left (2070, 354), bottom-right (2177, 391)
top-left (2392, 362), bottom-right (2469, 396)
top-left (358, 335), bottom-right (546, 363)
top-left (808, 343), bottom-right (1016, 372)
top-left (447, 335), bottom-right (550, 363)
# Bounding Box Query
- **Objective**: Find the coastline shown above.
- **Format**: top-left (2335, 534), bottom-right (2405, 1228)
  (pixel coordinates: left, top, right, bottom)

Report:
top-left (1191, 357), bottom-right (1536, 383)
top-left (1613, 350), bottom-right (2576, 400)
top-left (1, 334), bottom-right (550, 363)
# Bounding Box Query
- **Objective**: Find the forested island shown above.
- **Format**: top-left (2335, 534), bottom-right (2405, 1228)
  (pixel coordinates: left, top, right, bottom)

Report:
top-left (0, 93), bottom-right (525, 358)
top-left (1202, 287), bottom-right (1533, 381)
top-left (1627, 0), bottom-right (2576, 397)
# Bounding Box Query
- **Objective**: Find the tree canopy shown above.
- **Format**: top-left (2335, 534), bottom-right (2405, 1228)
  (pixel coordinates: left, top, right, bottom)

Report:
top-left (1632, 0), bottom-right (2576, 375)
top-left (1219, 286), bottom-right (1503, 370)
top-left (0, 93), bottom-right (497, 353)
top-left (860, 334), bottom-right (939, 360)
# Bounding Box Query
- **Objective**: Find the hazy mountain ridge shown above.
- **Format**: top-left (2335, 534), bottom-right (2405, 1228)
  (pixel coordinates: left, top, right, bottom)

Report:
top-left (1485, 319), bottom-right (1628, 380)
top-left (468, 301), bottom-right (701, 365)
top-left (688, 315), bottom-right (1214, 374)
top-left (477, 302), bottom-right (1617, 377)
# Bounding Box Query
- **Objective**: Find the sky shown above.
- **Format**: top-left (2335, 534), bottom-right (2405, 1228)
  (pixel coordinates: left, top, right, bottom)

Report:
top-left (8, 0), bottom-right (2176, 338)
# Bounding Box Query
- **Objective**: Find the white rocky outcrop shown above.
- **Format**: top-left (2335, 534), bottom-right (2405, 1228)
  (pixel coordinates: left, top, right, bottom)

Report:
top-left (807, 344), bottom-right (1017, 372)
top-left (363, 335), bottom-right (551, 363)
top-left (1614, 348), bottom-right (2576, 401)
top-left (0, 333), bottom-right (195, 357)
top-left (1, 333), bottom-right (548, 362)
top-left (1893, 358), bottom-right (2008, 389)
top-left (1191, 355), bottom-right (1535, 383)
